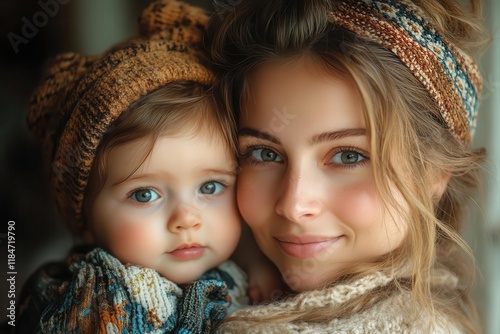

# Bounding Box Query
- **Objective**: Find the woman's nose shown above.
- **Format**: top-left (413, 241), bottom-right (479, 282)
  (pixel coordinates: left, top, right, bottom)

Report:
top-left (167, 203), bottom-right (202, 232)
top-left (275, 167), bottom-right (322, 223)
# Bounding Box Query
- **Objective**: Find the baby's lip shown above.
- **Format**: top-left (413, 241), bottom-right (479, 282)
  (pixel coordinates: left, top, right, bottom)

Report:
top-left (170, 243), bottom-right (204, 252)
top-left (168, 243), bottom-right (205, 260)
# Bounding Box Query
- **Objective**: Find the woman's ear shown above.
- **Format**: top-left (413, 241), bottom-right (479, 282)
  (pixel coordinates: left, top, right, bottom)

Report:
top-left (432, 172), bottom-right (451, 200)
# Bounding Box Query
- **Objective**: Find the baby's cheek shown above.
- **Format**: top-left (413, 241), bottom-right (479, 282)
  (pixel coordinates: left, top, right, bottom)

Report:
top-left (107, 222), bottom-right (156, 263)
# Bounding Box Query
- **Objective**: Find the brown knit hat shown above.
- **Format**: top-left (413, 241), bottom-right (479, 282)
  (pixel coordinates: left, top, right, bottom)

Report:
top-left (27, 0), bottom-right (212, 232)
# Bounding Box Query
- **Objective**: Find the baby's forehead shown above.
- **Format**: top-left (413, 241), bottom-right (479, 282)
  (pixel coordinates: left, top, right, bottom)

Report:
top-left (105, 130), bottom-right (237, 182)
top-left (161, 120), bottom-right (236, 157)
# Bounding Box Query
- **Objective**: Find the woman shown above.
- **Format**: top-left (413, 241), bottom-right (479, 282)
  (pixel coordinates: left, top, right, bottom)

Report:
top-left (206, 0), bottom-right (489, 332)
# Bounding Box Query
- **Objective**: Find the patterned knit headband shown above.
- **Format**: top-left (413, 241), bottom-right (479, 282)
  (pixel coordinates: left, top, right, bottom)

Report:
top-left (328, 0), bottom-right (482, 142)
top-left (27, 0), bottom-right (212, 231)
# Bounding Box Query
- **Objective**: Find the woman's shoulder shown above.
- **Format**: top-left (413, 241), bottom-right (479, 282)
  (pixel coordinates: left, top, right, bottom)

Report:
top-left (219, 271), bottom-right (463, 333)
top-left (350, 289), bottom-right (461, 333)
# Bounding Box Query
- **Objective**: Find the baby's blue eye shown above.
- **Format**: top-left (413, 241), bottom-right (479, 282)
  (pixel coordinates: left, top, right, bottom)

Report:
top-left (130, 189), bottom-right (159, 203)
top-left (199, 181), bottom-right (225, 195)
top-left (251, 148), bottom-right (283, 162)
top-left (331, 150), bottom-right (365, 164)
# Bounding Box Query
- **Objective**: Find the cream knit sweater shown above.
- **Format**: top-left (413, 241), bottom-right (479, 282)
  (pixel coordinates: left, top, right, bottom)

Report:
top-left (219, 271), bottom-right (462, 333)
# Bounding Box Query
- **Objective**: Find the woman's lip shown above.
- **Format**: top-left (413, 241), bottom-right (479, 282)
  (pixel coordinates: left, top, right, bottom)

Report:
top-left (275, 236), bottom-right (343, 258)
top-left (168, 244), bottom-right (205, 260)
top-left (275, 234), bottom-right (340, 244)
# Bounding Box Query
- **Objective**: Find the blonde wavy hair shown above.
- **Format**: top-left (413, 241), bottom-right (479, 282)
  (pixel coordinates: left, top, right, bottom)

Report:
top-left (206, 0), bottom-right (489, 332)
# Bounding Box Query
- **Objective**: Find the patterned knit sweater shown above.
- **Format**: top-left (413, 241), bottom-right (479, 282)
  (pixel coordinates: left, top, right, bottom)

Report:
top-left (217, 271), bottom-right (463, 334)
top-left (16, 247), bottom-right (248, 333)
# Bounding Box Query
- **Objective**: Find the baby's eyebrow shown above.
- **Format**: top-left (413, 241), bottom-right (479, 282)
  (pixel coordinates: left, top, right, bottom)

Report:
top-left (111, 173), bottom-right (158, 187)
top-left (200, 168), bottom-right (238, 177)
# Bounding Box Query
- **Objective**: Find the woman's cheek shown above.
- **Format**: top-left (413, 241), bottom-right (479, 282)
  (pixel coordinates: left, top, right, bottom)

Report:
top-left (332, 178), bottom-right (381, 229)
top-left (237, 171), bottom-right (272, 228)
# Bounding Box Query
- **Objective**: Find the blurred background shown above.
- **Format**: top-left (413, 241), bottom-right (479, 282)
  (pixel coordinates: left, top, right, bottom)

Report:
top-left (0, 0), bottom-right (498, 333)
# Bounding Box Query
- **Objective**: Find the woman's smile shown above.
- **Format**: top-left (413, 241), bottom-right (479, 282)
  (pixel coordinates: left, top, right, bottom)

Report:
top-left (275, 234), bottom-right (344, 258)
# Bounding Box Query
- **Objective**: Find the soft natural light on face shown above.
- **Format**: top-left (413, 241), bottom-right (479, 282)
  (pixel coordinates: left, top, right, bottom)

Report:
top-left (237, 59), bottom-right (407, 291)
top-left (90, 132), bottom-right (241, 284)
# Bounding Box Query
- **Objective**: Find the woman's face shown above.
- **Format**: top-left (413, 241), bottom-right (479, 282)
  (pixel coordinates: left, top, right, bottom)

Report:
top-left (237, 59), bottom-right (407, 291)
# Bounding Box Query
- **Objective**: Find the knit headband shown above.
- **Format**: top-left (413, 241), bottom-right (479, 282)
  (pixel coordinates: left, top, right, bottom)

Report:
top-left (328, 0), bottom-right (482, 143)
top-left (27, 0), bottom-right (211, 231)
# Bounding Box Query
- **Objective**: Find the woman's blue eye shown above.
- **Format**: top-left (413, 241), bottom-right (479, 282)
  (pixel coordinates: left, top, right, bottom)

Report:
top-left (130, 189), bottom-right (159, 203)
top-left (331, 150), bottom-right (365, 165)
top-left (251, 148), bottom-right (283, 162)
top-left (199, 181), bottom-right (225, 195)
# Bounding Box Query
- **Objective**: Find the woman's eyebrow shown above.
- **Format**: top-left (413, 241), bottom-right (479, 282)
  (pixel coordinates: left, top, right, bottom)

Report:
top-left (238, 128), bottom-right (281, 145)
top-left (308, 128), bottom-right (366, 146)
top-left (239, 127), bottom-right (366, 146)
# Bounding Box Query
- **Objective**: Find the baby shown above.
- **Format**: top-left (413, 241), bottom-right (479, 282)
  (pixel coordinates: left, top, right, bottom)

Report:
top-left (17, 1), bottom-right (247, 333)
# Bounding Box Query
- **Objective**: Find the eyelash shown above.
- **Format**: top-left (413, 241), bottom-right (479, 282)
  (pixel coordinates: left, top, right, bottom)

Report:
top-left (126, 179), bottom-right (231, 200)
top-left (239, 145), bottom-right (282, 167)
top-left (239, 145), bottom-right (369, 170)
top-left (326, 146), bottom-right (369, 170)
top-left (126, 187), bottom-right (161, 206)
top-left (200, 179), bottom-right (230, 196)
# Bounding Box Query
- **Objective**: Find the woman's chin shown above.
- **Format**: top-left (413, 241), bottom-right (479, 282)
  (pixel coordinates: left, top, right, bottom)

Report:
top-left (280, 269), bottom-right (331, 292)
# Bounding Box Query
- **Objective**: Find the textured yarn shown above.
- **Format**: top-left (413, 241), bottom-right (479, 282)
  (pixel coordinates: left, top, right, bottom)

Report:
top-left (329, 0), bottom-right (482, 142)
top-left (218, 271), bottom-right (462, 333)
top-left (17, 247), bottom-right (248, 333)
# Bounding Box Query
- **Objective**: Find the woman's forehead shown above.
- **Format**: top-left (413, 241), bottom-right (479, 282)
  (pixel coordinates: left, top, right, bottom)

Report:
top-left (241, 60), bottom-right (364, 132)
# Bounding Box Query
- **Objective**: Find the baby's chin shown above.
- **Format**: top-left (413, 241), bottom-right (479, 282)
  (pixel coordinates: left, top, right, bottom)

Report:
top-left (158, 269), bottom-right (205, 285)
top-left (157, 261), bottom-right (223, 285)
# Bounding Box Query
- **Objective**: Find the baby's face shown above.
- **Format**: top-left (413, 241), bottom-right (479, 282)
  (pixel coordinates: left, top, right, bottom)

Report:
top-left (90, 131), bottom-right (241, 284)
